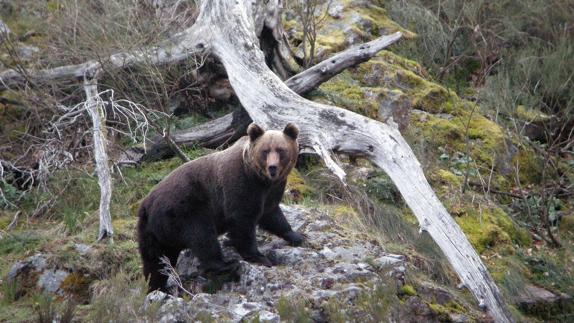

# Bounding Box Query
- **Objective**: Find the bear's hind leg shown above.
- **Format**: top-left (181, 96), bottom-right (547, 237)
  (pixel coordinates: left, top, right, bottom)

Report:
top-left (139, 231), bottom-right (179, 292)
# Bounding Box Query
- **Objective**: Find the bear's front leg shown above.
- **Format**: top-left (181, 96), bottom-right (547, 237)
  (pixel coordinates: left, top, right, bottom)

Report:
top-left (182, 217), bottom-right (240, 280)
top-left (259, 206), bottom-right (305, 246)
top-left (227, 214), bottom-right (272, 267)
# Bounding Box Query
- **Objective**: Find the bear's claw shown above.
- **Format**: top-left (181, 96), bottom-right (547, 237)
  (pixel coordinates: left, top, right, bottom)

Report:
top-left (242, 252), bottom-right (273, 267)
top-left (283, 231), bottom-right (306, 246)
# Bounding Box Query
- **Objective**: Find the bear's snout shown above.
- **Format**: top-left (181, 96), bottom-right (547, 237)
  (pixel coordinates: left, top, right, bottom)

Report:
top-left (268, 165), bottom-right (278, 177)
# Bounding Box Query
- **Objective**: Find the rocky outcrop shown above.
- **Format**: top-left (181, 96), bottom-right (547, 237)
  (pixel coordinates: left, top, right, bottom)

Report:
top-left (517, 284), bottom-right (573, 319)
top-left (6, 253), bottom-right (70, 299)
top-left (142, 205), bottom-right (483, 322)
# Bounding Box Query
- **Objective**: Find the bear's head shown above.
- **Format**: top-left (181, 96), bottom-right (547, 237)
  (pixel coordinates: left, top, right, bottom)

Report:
top-left (245, 122), bottom-right (299, 182)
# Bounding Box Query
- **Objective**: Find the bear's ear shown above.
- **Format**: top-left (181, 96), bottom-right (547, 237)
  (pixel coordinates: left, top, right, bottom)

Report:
top-left (247, 123), bottom-right (265, 141)
top-left (283, 123), bottom-right (299, 140)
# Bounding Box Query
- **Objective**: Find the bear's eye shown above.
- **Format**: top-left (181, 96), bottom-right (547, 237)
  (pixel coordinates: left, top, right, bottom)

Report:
top-left (276, 148), bottom-right (286, 158)
top-left (261, 149), bottom-right (270, 156)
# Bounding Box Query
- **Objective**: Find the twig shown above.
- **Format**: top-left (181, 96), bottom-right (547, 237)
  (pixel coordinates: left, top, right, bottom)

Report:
top-left (6, 211), bottom-right (20, 231)
top-left (461, 102), bottom-right (478, 193)
top-left (159, 256), bottom-right (194, 297)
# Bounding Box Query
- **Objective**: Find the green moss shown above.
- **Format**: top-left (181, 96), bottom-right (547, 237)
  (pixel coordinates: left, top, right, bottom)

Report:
top-left (427, 303), bottom-right (450, 320)
top-left (515, 105), bottom-right (551, 122)
top-left (410, 82), bottom-right (451, 114)
top-left (399, 284), bottom-right (417, 296)
top-left (432, 169), bottom-right (462, 187)
top-left (316, 73), bottom-right (379, 118)
top-left (315, 29), bottom-right (347, 54)
top-left (512, 150), bottom-right (543, 185)
top-left (377, 50), bottom-right (424, 76)
top-left (353, 6), bottom-right (415, 38)
top-left (306, 2), bottom-right (414, 59)
top-left (286, 169), bottom-right (314, 203)
top-left (455, 206), bottom-right (529, 254)
top-left (411, 114), bottom-right (464, 147)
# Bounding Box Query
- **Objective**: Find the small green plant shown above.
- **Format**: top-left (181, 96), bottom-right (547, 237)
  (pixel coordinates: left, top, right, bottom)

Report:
top-left (0, 231), bottom-right (43, 255)
top-left (1, 280), bottom-right (18, 305)
top-left (183, 144), bottom-right (211, 161)
top-left (33, 293), bottom-right (75, 323)
top-left (276, 296), bottom-right (312, 323)
top-left (326, 283), bottom-right (400, 322)
top-left (89, 271), bottom-right (161, 322)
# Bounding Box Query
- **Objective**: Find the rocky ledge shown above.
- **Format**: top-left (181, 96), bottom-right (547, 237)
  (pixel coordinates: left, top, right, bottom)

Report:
top-left (143, 205), bottom-right (482, 322)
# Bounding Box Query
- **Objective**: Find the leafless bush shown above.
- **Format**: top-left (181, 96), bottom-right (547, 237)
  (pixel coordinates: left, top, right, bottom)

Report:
top-left (287, 0), bottom-right (332, 68)
top-left (0, 0), bottom-right (204, 208)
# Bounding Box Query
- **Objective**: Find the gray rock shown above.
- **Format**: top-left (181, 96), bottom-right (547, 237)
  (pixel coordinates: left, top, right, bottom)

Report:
top-left (144, 290), bottom-right (170, 308)
top-left (231, 301), bottom-right (264, 322)
top-left (517, 284), bottom-right (572, 315)
top-left (373, 254), bottom-right (404, 269)
top-left (329, 262), bottom-right (378, 282)
top-left (7, 261), bottom-right (27, 282)
top-left (17, 44), bottom-right (39, 61)
top-left (450, 313), bottom-right (469, 323)
top-left (145, 291), bottom-right (192, 322)
top-left (161, 206), bottom-right (438, 322)
top-left (258, 310), bottom-right (280, 323)
top-left (158, 297), bottom-right (191, 323)
top-left (74, 243), bottom-right (92, 255)
top-left (37, 269), bottom-right (69, 295)
top-left (377, 89), bottom-right (413, 131)
top-left (265, 247), bottom-right (312, 265)
top-left (328, 4), bottom-right (345, 19)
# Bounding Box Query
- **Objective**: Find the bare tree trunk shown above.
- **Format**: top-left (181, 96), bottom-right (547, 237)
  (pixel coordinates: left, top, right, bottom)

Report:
top-left (83, 74), bottom-right (113, 242)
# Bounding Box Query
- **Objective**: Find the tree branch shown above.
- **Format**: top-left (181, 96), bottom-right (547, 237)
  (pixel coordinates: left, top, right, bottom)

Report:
top-left (140, 32), bottom-right (402, 161)
top-left (286, 32), bottom-right (402, 95)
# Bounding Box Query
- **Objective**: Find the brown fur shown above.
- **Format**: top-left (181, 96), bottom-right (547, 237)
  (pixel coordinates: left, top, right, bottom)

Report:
top-left (137, 123), bottom-right (305, 292)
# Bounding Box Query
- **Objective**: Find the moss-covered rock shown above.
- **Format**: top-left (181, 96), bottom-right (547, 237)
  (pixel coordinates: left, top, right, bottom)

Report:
top-left (511, 150), bottom-right (544, 185)
top-left (286, 168), bottom-right (314, 203)
top-left (454, 205), bottom-right (530, 254)
top-left (432, 169), bottom-right (462, 187)
top-left (284, 1), bottom-right (414, 63)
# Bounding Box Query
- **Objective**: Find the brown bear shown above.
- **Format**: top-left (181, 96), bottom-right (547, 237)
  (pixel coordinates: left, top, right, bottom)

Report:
top-left (137, 123), bottom-right (305, 292)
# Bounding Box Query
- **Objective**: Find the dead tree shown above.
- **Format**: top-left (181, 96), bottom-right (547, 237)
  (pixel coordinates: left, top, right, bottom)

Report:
top-left (83, 74), bottom-right (113, 242)
top-left (0, 0), bottom-right (513, 321)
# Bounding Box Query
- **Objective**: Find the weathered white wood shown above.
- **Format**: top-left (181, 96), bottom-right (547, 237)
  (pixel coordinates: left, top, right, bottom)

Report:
top-left (83, 75), bottom-right (113, 242)
top-left (0, 26), bottom-right (208, 91)
top-left (197, 1), bottom-right (513, 321)
top-left (141, 32), bottom-right (402, 160)
top-left (286, 32), bottom-right (402, 95)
